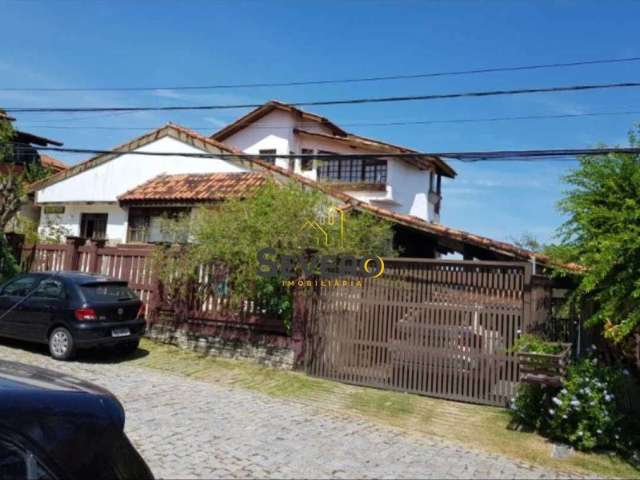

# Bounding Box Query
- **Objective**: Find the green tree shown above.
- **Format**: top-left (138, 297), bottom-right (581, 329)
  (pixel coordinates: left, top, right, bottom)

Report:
top-left (0, 119), bottom-right (51, 281)
top-left (554, 125), bottom-right (640, 342)
top-left (154, 180), bottom-right (396, 327)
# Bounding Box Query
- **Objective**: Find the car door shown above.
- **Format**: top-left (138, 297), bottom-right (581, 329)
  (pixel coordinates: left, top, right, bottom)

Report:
top-left (0, 276), bottom-right (40, 340)
top-left (18, 279), bottom-right (66, 342)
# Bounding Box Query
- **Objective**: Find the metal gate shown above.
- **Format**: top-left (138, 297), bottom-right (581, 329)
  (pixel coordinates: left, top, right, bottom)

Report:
top-left (305, 258), bottom-right (540, 406)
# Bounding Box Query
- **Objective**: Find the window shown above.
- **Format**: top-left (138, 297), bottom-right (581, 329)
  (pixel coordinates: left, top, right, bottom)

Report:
top-left (33, 280), bottom-right (65, 300)
top-left (317, 157), bottom-right (387, 184)
top-left (127, 208), bottom-right (190, 243)
top-left (80, 283), bottom-right (138, 302)
top-left (42, 206), bottom-right (65, 215)
top-left (300, 148), bottom-right (314, 171)
top-left (258, 149), bottom-right (277, 165)
top-left (0, 438), bottom-right (54, 480)
top-left (80, 213), bottom-right (108, 240)
top-left (1, 276), bottom-right (38, 297)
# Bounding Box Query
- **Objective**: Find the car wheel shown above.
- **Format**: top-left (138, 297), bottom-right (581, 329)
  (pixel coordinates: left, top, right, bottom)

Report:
top-left (119, 340), bottom-right (140, 355)
top-left (49, 327), bottom-right (76, 360)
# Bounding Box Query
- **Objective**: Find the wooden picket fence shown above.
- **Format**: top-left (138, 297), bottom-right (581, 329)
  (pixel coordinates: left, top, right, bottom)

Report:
top-left (304, 258), bottom-right (550, 406)
top-left (20, 237), bottom-right (285, 335)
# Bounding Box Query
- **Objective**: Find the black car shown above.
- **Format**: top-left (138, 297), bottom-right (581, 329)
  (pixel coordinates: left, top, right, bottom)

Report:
top-left (0, 359), bottom-right (154, 480)
top-left (0, 272), bottom-right (146, 360)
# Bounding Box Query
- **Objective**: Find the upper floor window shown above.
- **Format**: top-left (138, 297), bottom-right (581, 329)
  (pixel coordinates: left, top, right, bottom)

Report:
top-left (258, 149), bottom-right (277, 165)
top-left (317, 156), bottom-right (387, 184)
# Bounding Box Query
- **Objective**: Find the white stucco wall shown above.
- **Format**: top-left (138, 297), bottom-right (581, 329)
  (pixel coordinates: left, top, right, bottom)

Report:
top-left (39, 203), bottom-right (129, 244)
top-left (35, 135), bottom-right (249, 243)
top-left (222, 110), bottom-right (440, 222)
top-left (36, 136), bottom-right (247, 204)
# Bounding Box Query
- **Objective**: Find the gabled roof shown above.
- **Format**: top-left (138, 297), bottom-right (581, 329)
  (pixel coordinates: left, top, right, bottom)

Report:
top-left (27, 120), bottom-right (566, 269)
top-left (210, 100), bottom-right (456, 178)
top-left (27, 123), bottom-right (243, 193)
top-left (293, 128), bottom-right (456, 177)
top-left (40, 154), bottom-right (68, 173)
top-left (119, 172), bottom-right (267, 204)
top-left (211, 100), bottom-right (349, 140)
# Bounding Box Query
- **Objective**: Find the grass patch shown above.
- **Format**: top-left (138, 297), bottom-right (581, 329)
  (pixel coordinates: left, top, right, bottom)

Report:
top-left (131, 339), bottom-right (639, 478)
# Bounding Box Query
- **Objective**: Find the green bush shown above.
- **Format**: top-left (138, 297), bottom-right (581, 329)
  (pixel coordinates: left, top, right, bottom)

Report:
top-left (510, 357), bottom-right (640, 462)
top-left (510, 384), bottom-right (547, 430)
top-left (546, 359), bottom-right (624, 450)
top-left (512, 333), bottom-right (564, 354)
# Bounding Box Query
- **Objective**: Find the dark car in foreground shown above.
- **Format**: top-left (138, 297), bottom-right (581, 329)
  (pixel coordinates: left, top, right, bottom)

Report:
top-left (0, 272), bottom-right (146, 360)
top-left (0, 359), bottom-right (153, 480)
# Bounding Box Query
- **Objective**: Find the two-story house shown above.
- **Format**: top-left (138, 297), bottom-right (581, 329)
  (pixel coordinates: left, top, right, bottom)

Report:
top-left (30, 101), bottom-right (455, 245)
top-left (211, 101), bottom-right (456, 223)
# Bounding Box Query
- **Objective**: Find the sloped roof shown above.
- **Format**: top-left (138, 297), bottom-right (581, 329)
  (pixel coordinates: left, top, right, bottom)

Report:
top-left (119, 172), bottom-right (267, 203)
top-left (210, 100), bottom-right (456, 178)
top-left (210, 100), bottom-right (348, 140)
top-left (293, 128), bottom-right (456, 177)
top-left (27, 121), bottom-right (567, 269)
top-left (27, 123), bottom-right (243, 193)
top-left (40, 154), bottom-right (68, 173)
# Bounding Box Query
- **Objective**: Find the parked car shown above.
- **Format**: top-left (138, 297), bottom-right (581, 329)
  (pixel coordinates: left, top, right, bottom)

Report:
top-left (0, 272), bottom-right (146, 360)
top-left (0, 359), bottom-right (154, 480)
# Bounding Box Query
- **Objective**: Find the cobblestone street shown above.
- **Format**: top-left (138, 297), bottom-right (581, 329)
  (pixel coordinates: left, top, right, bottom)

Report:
top-left (0, 342), bottom-right (573, 479)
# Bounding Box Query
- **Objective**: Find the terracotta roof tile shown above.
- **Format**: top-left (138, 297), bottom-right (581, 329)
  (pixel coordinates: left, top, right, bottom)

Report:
top-left (118, 172), bottom-right (267, 203)
top-left (40, 154), bottom-right (68, 172)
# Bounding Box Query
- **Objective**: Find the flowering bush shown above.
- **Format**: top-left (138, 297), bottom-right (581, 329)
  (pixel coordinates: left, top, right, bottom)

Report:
top-left (510, 356), bottom-right (640, 461)
top-left (545, 359), bottom-right (624, 450)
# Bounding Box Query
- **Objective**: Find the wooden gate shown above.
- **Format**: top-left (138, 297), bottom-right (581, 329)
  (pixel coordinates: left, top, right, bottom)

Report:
top-left (305, 258), bottom-right (539, 406)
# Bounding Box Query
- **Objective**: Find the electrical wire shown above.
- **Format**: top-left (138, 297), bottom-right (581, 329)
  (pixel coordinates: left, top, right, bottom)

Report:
top-left (5, 81), bottom-right (640, 114)
top-left (16, 109), bottom-right (640, 131)
top-left (12, 143), bottom-right (640, 162)
top-left (3, 56), bottom-right (640, 92)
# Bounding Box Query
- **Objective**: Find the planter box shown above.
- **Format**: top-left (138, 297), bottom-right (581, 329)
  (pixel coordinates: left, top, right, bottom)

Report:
top-left (517, 343), bottom-right (572, 387)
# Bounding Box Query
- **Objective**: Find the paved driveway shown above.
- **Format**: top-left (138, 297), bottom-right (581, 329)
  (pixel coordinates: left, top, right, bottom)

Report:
top-left (0, 342), bottom-right (572, 479)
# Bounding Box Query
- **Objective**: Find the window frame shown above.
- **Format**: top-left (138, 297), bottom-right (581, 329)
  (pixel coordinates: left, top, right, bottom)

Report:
top-left (300, 148), bottom-right (314, 171)
top-left (79, 213), bottom-right (108, 241)
top-left (316, 156), bottom-right (387, 184)
top-left (0, 276), bottom-right (39, 297)
top-left (258, 149), bottom-right (277, 165)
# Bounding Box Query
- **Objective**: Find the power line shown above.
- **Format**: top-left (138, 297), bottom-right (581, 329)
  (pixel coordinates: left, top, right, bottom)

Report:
top-left (6, 81), bottom-right (640, 114)
top-left (17, 109), bottom-right (640, 131)
top-left (14, 144), bottom-right (640, 162)
top-left (3, 56), bottom-right (640, 92)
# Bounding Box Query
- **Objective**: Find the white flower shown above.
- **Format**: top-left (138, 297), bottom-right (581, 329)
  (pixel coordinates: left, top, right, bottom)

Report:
top-left (548, 409), bottom-right (555, 416)
top-left (552, 397), bottom-right (562, 406)
top-left (571, 399), bottom-right (581, 407)
top-left (597, 429), bottom-right (603, 434)
top-left (591, 344), bottom-right (597, 350)
top-left (578, 431), bottom-right (583, 437)
top-left (562, 414), bottom-right (568, 419)
top-left (561, 388), bottom-right (568, 395)
top-left (623, 369), bottom-right (630, 376)
top-left (615, 434), bottom-right (620, 440)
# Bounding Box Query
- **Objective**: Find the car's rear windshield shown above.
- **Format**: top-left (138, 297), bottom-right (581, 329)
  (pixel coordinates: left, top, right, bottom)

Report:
top-left (80, 282), bottom-right (138, 302)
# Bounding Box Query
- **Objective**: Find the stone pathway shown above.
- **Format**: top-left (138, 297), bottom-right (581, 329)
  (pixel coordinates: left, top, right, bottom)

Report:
top-left (0, 342), bottom-right (576, 479)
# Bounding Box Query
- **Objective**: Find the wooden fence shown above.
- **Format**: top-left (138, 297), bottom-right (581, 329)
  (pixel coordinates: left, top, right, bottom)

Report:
top-left (304, 258), bottom-right (548, 406)
top-left (20, 237), bottom-right (285, 335)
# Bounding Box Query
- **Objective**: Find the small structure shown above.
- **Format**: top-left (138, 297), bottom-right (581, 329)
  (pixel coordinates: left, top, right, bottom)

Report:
top-left (517, 343), bottom-right (572, 387)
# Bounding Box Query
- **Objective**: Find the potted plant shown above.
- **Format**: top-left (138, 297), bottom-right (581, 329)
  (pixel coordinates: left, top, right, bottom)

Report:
top-left (514, 334), bottom-right (572, 387)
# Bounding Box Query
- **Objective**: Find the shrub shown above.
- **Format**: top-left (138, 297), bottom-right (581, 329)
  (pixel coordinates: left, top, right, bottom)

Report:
top-left (512, 333), bottom-right (564, 354)
top-left (545, 359), bottom-right (624, 450)
top-left (510, 384), bottom-right (547, 430)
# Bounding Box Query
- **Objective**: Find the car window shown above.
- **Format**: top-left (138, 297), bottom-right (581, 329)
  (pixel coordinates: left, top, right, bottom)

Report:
top-left (0, 439), bottom-right (55, 480)
top-left (32, 280), bottom-right (65, 300)
top-left (80, 283), bottom-right (138, 302)
top-left (1, 277), bottom-right (39, 297)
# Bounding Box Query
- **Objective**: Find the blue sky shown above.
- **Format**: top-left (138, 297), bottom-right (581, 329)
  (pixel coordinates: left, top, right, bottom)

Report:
top-left (2, 0), bottom-right (639, 244)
